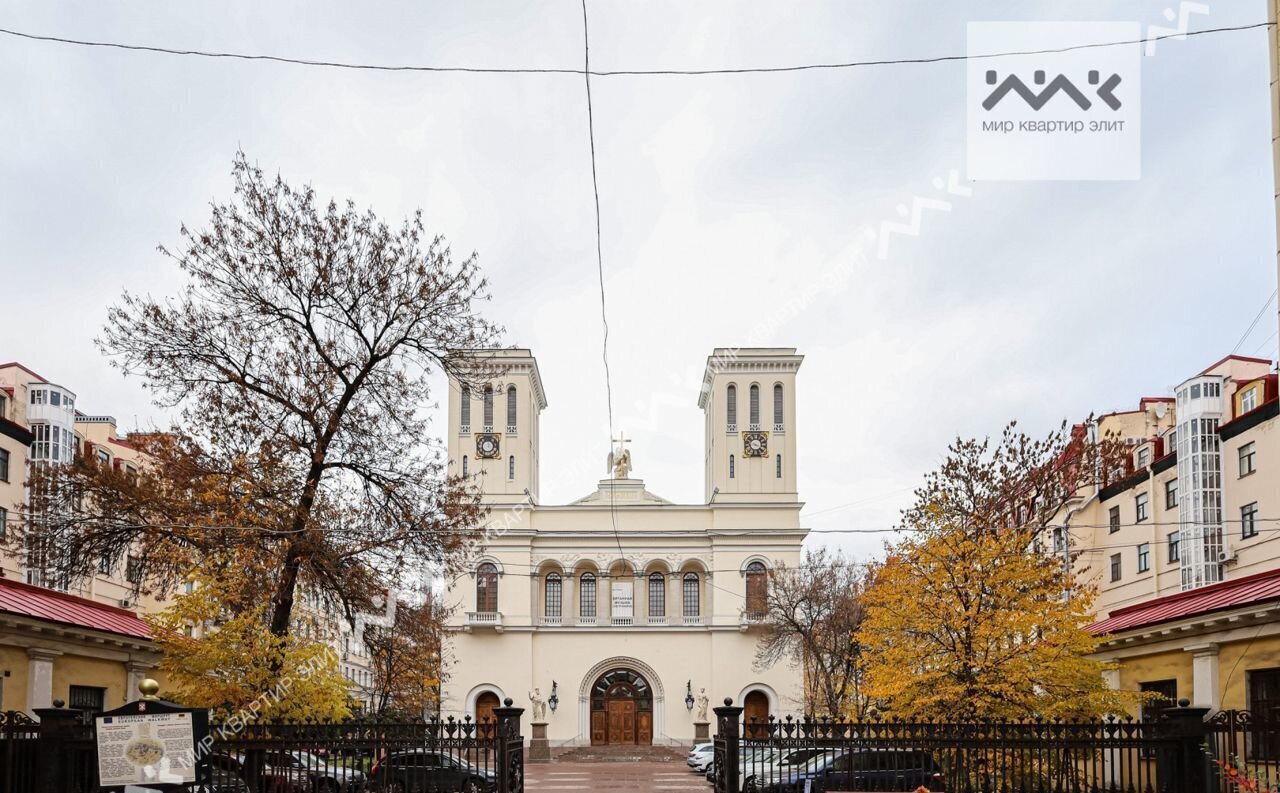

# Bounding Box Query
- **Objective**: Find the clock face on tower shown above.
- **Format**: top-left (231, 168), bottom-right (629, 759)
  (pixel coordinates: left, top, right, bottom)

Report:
top-left (476, 433), bottom-right (501, 459)
top-left (743, 431), bottom-right (768, 458)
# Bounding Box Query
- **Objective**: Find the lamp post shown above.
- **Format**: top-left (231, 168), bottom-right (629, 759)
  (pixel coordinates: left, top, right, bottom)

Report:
top-left (548, 680), bottom-right (559, 713)
top-left (685, 680), bottom-right (695, 711)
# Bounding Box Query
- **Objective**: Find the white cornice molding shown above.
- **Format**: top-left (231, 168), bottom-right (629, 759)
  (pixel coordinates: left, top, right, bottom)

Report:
top-left (698, 349), bottom-right (803, 408)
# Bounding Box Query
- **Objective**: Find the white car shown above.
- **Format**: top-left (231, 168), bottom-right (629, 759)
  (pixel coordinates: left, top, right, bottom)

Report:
top-left (688, 742), bottom-right (715, 772)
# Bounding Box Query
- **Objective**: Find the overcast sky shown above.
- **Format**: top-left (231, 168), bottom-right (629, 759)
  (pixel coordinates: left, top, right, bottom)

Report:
top-left (1, 1), bottom-right (1276, 560)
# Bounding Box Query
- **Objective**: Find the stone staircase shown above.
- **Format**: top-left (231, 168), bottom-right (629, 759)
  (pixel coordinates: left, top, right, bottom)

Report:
top-left (551, 744), bottom-right (691, 763)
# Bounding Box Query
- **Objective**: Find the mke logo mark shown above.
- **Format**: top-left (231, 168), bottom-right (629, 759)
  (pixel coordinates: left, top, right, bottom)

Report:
top-left (982, 70), bottom-right (1122, 111)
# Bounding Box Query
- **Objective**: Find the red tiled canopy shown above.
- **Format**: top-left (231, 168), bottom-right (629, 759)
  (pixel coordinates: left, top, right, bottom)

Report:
top-left (1089, 568), bottom-right (1280, 636)
top-left (0, 576), bottom-right (152, 640)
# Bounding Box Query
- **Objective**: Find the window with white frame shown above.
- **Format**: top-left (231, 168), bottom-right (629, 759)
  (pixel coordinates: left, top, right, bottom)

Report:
top-left (580, 573), bottom-right (597, 618)
top-left (648, 572), bottom-right (666, 617)
top-left (1137, 543), bottom-right (1150, 573)
top-left (1242, 387), bottom-right (1258, 414)
top-left (544, 573), bottom-right (562, 618)
top-left (1136, 492), bottom-right (1149, 523)
top-left (682, 572), bottom-right (699, 618)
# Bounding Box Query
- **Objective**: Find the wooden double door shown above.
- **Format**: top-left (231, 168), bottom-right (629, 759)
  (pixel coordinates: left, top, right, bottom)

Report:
top-left (589, 669), bottom-right (654, 745)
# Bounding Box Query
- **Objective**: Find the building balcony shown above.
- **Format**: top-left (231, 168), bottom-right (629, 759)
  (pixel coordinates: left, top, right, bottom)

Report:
top-left (464, 611), bottom-right (503, 632)
top-left (532, 614), bottom-right (704, 628)
top-left (739, 611), bottom-right (768, 631)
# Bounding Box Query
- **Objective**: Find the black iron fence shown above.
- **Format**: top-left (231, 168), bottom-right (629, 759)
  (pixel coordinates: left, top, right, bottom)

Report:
top-left (0, 702), bottom-right (524, 793)
top-left (712, 699), bottom-right (1274, 793)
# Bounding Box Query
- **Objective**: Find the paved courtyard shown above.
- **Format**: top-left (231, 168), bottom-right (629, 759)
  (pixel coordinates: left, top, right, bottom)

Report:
top-left (526, 761), bottom-right (710, 792)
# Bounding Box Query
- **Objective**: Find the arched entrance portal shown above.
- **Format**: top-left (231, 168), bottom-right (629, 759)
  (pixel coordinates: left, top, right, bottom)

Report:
top-left (475, 691), bottom-right (501, 739)
top-left (589, 669), bottom-right (653, 745)
top-left (744, 690), bottom-right (770, 739)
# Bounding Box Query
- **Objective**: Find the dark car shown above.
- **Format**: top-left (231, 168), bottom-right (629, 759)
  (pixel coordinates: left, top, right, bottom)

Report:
top-left (262, 751), bottom-right (366, 793)
top-left (747, 749), bottom-right (943, 793)
top-left (366, 749), bottom-right (496, 793)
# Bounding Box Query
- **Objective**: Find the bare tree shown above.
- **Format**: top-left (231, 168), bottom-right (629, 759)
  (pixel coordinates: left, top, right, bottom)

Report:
top-left (365, 592), bottom-right (450, 717)
top-left (755, 547), bottom-right (871, 718)
top-left (13, 152), bottom-right (501, 655)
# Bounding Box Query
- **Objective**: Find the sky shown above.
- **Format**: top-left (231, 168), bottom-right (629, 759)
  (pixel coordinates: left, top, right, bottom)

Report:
top-left (1, 1), bottom-right (1276, 561)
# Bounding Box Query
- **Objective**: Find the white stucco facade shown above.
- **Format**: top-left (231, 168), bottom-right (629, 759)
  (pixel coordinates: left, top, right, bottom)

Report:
top-left (440, 348), bottom-right (807, 746)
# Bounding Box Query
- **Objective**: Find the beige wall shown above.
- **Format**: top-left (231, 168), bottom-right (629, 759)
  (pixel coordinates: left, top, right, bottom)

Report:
top-left (1046, 356), bottom-right (1277, 621)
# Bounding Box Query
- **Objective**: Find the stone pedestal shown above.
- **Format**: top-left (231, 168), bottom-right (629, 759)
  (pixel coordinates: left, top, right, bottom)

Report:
top-left (694, 721), bottom-right (710, 742)
top-left (528, 722), bottom-right (551, 763)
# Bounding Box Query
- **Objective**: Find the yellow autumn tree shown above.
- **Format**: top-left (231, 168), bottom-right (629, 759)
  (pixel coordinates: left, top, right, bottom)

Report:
top-left (147, 550), bottom-right (352, 722)
top-left (859, 422), bottom-right (1139, 721)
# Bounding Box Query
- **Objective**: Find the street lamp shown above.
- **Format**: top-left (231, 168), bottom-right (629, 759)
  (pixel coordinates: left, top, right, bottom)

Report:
top-left (685, 680), bottom-right (695, 711)
top-left (548, 680), bottom-right (559, 713)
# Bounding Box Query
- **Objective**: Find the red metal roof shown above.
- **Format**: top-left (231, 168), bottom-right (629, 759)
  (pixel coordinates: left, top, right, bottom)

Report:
top-left (0, 577), bottom-right (152, 640)
top-left (1089, 568), bottom-right (1280, 636)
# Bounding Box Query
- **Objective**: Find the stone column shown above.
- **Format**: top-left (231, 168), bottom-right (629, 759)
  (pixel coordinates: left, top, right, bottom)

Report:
top-left (1186, 643), bottom-right (1221, 711)
top-left (26, 648), bottom-right (60, 714)
top-left (125, 660), bottom-right (153, 705)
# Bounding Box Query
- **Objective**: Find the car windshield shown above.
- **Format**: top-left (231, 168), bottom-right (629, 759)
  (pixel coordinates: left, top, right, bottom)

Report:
top-left (797, 751), bottom-right (846, 773)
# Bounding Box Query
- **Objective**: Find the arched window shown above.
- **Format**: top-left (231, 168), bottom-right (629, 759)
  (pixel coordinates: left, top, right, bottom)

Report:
top-left (775, 454), bottom-right (782, 479)
top-left (726, 384), bottom-right (738, 428)
top-left (749, 384), bottom-right (760, 426)
top-left (506, 385), bottom-right (517, 430)
top-left (482, 385), bottom-right (494, 427)
top-left (508, 455), bottom-right (515, 480)
top-left (773, 383), bottom-right (784, 427)
top-left (745, 561), bottom-right (767, 617)
top-left (476, 563), bottom-right (498, 612)
top-left (545, 573), bottom-right (562, 618)
top-left (462, 455), bottom-right (469, 476)
top-left (580, 573), bottom-right (597, 618)
top-left (648, 572), bottom-right (666, 618)
top-left (460, 385), bottom-right (471, 427)
top-left (682, 572), bottom-right (700, 618)
top-left (729, 454), bottom-right (735, 479)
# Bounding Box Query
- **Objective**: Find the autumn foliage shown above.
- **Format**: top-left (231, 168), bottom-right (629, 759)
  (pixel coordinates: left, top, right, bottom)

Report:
top-left (859, 422), bottom-right (1138, 720)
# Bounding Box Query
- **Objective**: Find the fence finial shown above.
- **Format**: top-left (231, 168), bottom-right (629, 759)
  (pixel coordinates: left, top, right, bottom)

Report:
top-left (139, 678), bottom-right (161, 701)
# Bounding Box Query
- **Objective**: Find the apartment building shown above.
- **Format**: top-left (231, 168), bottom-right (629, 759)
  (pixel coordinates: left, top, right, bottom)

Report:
top-left (0, 361), bottom-right (163, 715)
top-left (1043, 354), bottom-right (1280, 715)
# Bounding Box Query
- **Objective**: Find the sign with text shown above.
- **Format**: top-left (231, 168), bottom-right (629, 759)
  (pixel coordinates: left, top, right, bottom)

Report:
top-left (96, 712), bottom-right (197, 787)
top-left (611, 581), bottom-right (634, 618)
top-left (967, 21), bottom-right (1140, 180)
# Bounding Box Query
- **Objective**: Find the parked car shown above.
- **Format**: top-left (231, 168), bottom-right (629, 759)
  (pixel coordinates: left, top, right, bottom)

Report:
top-left (689, 743), bottom-right (715, 773)
top-left (737, 748), bottom-right (825, 791)
top-left (745, 748), bottom-right (943, 793)
top-left (262, 750), bottom-right (366, 793)
top-left (365, 749), bottom-right (497, 793)
top-left (197, 753), bottom-right (251, 793)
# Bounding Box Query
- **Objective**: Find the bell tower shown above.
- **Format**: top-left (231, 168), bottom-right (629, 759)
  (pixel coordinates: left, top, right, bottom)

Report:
top-left (447, 349), bottom-right (547, 503)
top-left (697, 347), bottom-right (802, 504)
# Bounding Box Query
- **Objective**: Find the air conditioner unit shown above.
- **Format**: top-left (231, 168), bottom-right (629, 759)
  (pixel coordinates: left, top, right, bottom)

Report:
top-left (1218, 548), bottom-right (1238, 564)
top-left (118, 597), bottom-right (135, 608)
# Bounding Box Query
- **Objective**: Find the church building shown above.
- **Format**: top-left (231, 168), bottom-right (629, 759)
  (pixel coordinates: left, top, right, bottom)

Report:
top-left (440, 347), bottom-right (808, 747)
